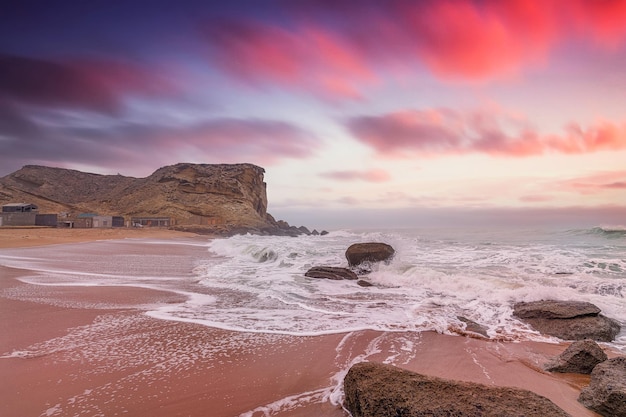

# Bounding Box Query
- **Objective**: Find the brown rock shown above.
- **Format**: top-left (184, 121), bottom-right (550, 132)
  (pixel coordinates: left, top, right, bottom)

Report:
top-left (344, 362), bottom-right (570, 417)
top-left (513, 300), bottom-right (601, 319)
top-left (513, 300), bottom-right (620, 342)
top-left (579, 356), bottom-right (626, 417)
top-left (457, 316), bottom-right (489, 338)
top-left (304, 266), bottom-right (358, 280)
top-left (545, 340), bottom-right (608, 374)
top-left (345, 242), bottom-right (395, 268)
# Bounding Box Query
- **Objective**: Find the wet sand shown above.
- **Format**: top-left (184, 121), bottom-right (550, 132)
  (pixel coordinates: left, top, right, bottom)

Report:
top-left (0, 226), bottom-right (200, 248)
top-left (0, 230), bottom-right (608, 416)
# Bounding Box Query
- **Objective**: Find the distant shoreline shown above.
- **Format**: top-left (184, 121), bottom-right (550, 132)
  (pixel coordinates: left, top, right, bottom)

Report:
top-left (0, 226), bottom-right (202, 248)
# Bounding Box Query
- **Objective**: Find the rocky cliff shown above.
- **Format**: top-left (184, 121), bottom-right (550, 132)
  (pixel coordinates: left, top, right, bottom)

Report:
top-left (0, 163), bottom-right (310, 235)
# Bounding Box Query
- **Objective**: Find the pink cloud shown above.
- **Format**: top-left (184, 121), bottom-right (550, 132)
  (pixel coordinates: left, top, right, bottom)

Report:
top-left (203, 20), bottom-right (374, 100)
top-left (519, 195), bottom-right (556, 203)
top-left (320, 169), bottom-right (391, 182)
top-left (0, 54), bottom-right (175, 113)
top-left (347, 108), bottom-right (626, 157)
top-left (558, 171), bottom-right (626, 194)
top-left (201, 0), bottom-right (626, 98)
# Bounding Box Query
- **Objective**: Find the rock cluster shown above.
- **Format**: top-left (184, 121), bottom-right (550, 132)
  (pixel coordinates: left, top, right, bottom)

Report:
top-left (579, 357), bottom-right (626, 417)
top-left (304, 241), bottom-right (395, 284)
top-left (545, 340), bottom-right (607, 374)
top-left (343, 362), bottom-right (570, 417)
top-left (513, 300), bottom-right (620, 341)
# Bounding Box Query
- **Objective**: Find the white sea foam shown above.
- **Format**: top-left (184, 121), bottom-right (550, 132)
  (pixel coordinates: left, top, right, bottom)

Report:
top-left (0, 229), bottom-right (624, 349)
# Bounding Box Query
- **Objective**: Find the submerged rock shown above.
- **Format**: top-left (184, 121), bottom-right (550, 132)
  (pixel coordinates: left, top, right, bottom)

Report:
top-left (579, 356), bottom-right (626, 417)
top-left (457, 316), bottom-right (489, 338)
top-left (304, 266), bottom-right (358, 280)
top-left (344, 362), bottom-right (570, 417)
top-left (513, 300), bottom-right (620, 342)
top-left (545, 340), bottom-right (607, 374)
top-left (345, 242), bottom-right (395, 268)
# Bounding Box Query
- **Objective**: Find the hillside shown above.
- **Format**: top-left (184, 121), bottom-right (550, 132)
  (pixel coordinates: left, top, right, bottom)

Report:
top-left (0, 163), bottom-right (311, 236)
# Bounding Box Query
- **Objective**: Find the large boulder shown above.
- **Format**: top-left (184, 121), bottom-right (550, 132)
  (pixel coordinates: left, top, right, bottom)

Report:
top-left (345, 242), bottom-right (395, 268)
top-left (304, 266), bottom-right (358, 280)
top-left (513, 300), bottom-right (620, 342)
top-left (579, 356), bottom-right (626, 417)
top-left (545, 340), bottom-right (608, 374)
top-left (344, 362), bottom-right (570, 417)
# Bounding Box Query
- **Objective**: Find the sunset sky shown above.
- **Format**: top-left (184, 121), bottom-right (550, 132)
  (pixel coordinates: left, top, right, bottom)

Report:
top-left (1, 0), bottom-right (625, 229)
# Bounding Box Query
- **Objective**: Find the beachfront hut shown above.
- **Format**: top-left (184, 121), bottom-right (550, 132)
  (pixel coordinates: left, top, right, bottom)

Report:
top-left (2, 203), bottom-right (38, 213)
top-left (35, 214), bottom-right (58, 227)
top-left (91, 215), bottom-right (125, 228)
top-left (73, 213), bottom-right (125, 228)
top-left (131, 217), bottom-right (172, 227)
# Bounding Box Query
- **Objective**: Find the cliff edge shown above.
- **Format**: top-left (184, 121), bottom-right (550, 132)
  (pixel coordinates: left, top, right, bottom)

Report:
top-left (0, 163), bottom-right (309, 236)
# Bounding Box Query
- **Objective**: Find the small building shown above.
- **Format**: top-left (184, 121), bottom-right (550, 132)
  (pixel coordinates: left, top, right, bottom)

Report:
top-left (2, 203), bottom-right (38, 213)
top-left (131, 217), bottom-right (172, 227)
top-left (35, 214), bottom-right (58, 227)
top-left (0, 212), bottom-right (36, 226)
top-left (91, 215), bottom-right (125, 228)
top-left (72, 213), bottom-right (125, 228)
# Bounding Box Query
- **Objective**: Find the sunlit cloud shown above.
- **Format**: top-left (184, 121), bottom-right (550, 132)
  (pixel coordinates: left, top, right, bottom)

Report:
top-left (519, 194), bottom-right (556, 203)
top-left (346, 108), bottom-right (626, 157)
top-left (200, 0), bottom-right (626, 100)
top-left (557, 171), bottom-right (626, 194)
top-left (320, 169), bottom-right (391, 182)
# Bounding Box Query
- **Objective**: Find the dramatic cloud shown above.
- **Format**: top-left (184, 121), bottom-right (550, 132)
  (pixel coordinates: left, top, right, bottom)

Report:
top-left (203, 20), bottom-right (373, 100)
top-left (0, 116), bottom-right (320, 176)
top-left (320, 169), bottom-right (391, 182)
top-left (0, 54), bottom-right (174, 113)
top-left (201, 0), bottom-right (626, 98)
top-left (347, 108), bottom-right (626, 157)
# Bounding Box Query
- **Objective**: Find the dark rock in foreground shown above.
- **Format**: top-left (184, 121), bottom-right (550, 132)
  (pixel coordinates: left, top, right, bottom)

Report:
top-left (513, 300), bottom-right (620, 341)
top-left (344, 362), bottom-right (570, 417)
top-left (545, 340), bottom-right (607, 374)
top-left (345, 242), bottom-right (395, 268)
top-left (579, 356), bottom-right (626, 417)
top-left (304, 266), bottom-right (358, 280)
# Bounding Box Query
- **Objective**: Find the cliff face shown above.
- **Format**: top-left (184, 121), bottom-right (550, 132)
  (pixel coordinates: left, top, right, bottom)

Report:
top-left (0, 163), bottom-right (287, 233)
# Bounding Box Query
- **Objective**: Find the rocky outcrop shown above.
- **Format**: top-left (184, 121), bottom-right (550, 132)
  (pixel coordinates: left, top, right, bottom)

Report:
top-left (0, 163), bottom-right (315, 236)
top-left (304, 266), bottom-right (358, 281)
top-left (343, 362), bottom-right (570, 417)
top-left (345, 242), bottom-right (395, 269)
top-left (513, 300), bottom-right (620, 341)
top-left (579, 357), bottom-right (626, 417)
top-left (545, 340), bottom-right (607, 374)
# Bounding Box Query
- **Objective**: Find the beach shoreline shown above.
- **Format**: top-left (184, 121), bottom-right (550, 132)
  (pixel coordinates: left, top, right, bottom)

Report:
top-left (0, 230), bottom-right (609, 416)
top-left (0, 226), bottom-right (203, 248)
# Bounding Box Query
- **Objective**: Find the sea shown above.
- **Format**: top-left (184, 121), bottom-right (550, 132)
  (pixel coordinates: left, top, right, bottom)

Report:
top-left (1, 225), bottom-right (625, 416)
top-left (1, 226), bottom-right (624, 348)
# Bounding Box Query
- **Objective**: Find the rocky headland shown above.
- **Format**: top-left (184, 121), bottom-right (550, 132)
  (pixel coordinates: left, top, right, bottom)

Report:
top-left (0, 163), bottom-right (320, 236)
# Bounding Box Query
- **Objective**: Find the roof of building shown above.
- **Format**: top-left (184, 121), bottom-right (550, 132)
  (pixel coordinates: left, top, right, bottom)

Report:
top-left (77, 213), bottom-right (99, 218)
top-left (2, 203), bottom-right (37, 207)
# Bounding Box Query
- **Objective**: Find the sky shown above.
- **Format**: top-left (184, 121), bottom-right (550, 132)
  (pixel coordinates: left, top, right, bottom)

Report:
top-left (1, 0), bottom-right (625, 229)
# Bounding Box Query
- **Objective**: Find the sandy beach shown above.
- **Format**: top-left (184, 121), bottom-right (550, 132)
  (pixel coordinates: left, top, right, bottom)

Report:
top-left (0, 228), bottom-right (610, 416)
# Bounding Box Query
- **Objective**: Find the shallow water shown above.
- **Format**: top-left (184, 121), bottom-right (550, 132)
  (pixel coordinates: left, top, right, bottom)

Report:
top-left (1, 227), bottom-right (624, 349)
